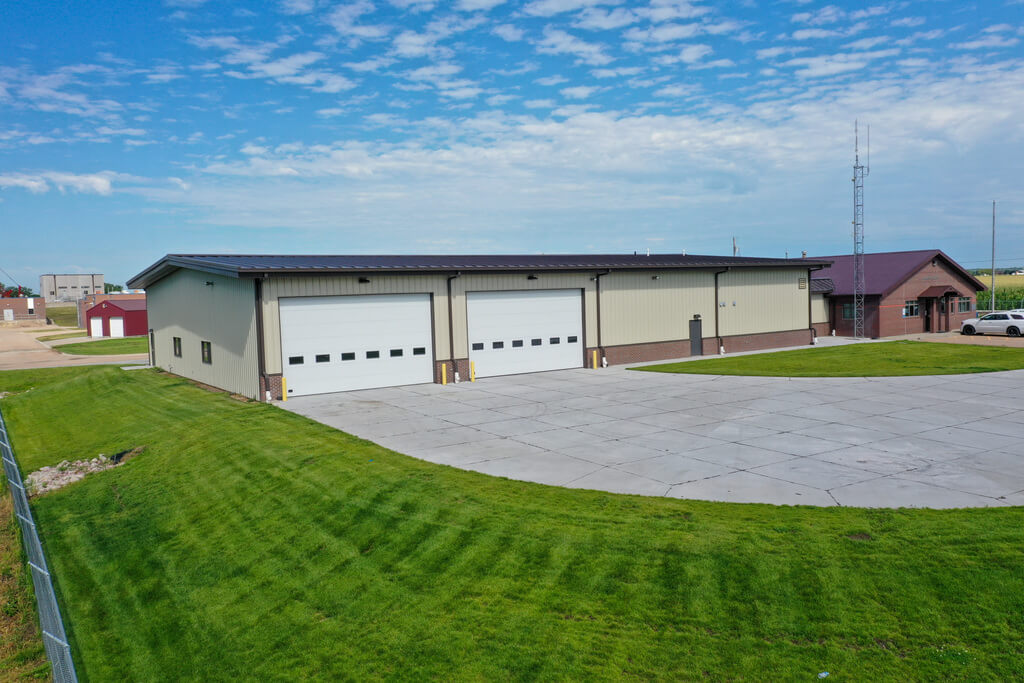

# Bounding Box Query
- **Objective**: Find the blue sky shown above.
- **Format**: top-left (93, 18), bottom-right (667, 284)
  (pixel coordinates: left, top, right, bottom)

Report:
top-left (1, 0), bottom-right (1022, 286)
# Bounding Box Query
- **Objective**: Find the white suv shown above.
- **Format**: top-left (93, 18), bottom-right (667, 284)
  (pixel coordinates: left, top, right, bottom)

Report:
top-left (961, 312), bottom-right (1024, 337)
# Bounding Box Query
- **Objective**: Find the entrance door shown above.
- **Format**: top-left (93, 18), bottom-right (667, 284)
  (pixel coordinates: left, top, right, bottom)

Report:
top-left (2, 309), bottom-right (12, 322)
top-left (689, 318), bottom-right (703, 356)
top-left (923, 301), bottom-right (932, 332)
top-left (280, 293), bottom-right (434, 396)
top-left (467, 290), bottom-right (583, 378)
top-left (109, 317), bottom-right (125, 338)
top-left (89, 317), bottom-right (103, 337)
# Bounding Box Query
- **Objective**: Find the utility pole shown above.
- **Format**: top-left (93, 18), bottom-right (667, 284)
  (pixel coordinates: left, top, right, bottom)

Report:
top-left (991, 200), bottom-right (996, 312)
top-left (852, 121), bottom-right (869, 339)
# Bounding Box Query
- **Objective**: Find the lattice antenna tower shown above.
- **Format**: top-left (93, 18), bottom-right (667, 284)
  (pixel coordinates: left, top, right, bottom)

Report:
top-left (852, 121), bottom-right (869, 339)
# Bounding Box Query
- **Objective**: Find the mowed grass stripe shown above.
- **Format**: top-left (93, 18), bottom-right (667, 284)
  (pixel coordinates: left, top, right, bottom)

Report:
top-left (1, 366), bottom-right (1023, 679)
top-left (633, 340), bottom-right (1024, 376)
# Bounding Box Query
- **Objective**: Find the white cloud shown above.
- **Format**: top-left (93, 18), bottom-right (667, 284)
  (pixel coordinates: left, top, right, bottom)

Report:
top-left (624, 23), bottom-right (701, 44)
top-left (637, 0), bottom-right (709, 23)
top-left (560, 85), bottom-right (599, 99)
top-left (536, 75), bottom-right (568, 85)
top-left (535, 27), bottom-right (613, 65)
top-left (492, 24), bottom-right (525, 41)
top-left (573, 8), bottom-right (637, 31)
top-left (653, 84), bottom-right (694, 98)
top-left (591, 66), bottom-right (642, 78)
top-left (97, 126), bottom-right (146, 136)
top-left (678, 43), bottom-right (712, 63)
top-left (524, 98), bottom-right (555, 108)
top-left (345, 57), bottom-right (397, 72)
top-left (791, 28), bottom-right (841, 40)
top-left (845, 36), bottom-right (889, 51)
top-left (278, 0), bottom-right (315, 14)
top-left (326, 1), bottom-right (391, 41)
top-left (456, 0), bottom-right (505, 10)
top-left (952, 35), bottom-right (1020, 50)
top-left (890, 17), bottom-right (925, 28)
top-left (523, 0), bottom-right (614, 17)
top-left (783, 49), bottom-right (899, 78)
top-left (0, 171), bottom-right (115, 195)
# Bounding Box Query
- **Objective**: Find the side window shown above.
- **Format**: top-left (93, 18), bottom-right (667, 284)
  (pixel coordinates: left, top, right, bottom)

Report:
top-left (412, 347), bottom-right (426, 355)
top-left (341, 352), bottom-right (355, 361)
top-left (173, 336), bottom-right (182, 358)
top-left (512, 339), bottom-right (524, 348)
top-left (492, 341), bottom-right (504, 349)
top-left (201, 341), bottom-right (212, 365)
top-left (367, 350), bottom-right (380, 359)
top-left (315, 354), bottom-right (330, 363)
top-left (472, 342), bottom-right (484, 351)
top-left (531, 338), bottom-right (542, 346)
top-left (288, 355), bottom-right (304, 365)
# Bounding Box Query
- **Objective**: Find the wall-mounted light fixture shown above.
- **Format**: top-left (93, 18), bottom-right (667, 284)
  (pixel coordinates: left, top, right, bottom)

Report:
top-left (527, 274), bottom-right (538, 280)
top-left (651, 275), bottom-right (660, 280)
top-left (358, 277), bottom-right (371, 284)
top-left (204, 281), bottom-right (215, 287)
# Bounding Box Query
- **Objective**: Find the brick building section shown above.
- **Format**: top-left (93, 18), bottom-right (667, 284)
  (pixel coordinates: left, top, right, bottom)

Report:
top-left (595, 328), bottom-right (814, 365)
top-left (810, 250), bottom-right (985, 339)
top-left (0, 297), bottom-right (46, 322)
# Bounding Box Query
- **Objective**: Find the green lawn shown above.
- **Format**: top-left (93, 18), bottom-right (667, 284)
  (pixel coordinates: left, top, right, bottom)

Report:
top-left (1, 366), bottom-right (1023, 679)
top-left (36, 331), bottom-right (87, 342)
top-left (633, 340), bottom-right (1024, 377)
top-left (0, 492), bottom-right (49, 679)
top-left (44, 306), bottom-right (78, 328)
top-left (56, 336), bottom-right (148, 356)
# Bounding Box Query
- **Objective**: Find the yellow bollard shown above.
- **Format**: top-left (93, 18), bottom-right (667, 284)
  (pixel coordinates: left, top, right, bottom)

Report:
top-left (441, 363), bottom-right (447, 385)
top-left (592, 350), bottom-right (598, 369)
top-left (470, 361), bottom-right (476, 382)
top-left (281, 377), bottom-right (287, 402)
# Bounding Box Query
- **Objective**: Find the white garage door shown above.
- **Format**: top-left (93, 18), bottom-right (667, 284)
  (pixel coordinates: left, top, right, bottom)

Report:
top-left (89, 317), bottom-right (103, 337)
top-left (109, 317), bottom-right (125, 338)
top-left (280, 294), bottom-right (434, 396)
top-left (467, 289), bottom-right (583, 378)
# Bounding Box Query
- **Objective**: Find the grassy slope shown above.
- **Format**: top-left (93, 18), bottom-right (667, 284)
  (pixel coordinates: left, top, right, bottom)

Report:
top-left (1, 367), bottom-right (1023, 679)
top-left (634, 340), bottom-right (1024, 377)
top-left (44, 307), bottom-right (78, 328)
top-left (55, 337), bottom-right (148, 356)
top-left (0, 492), bottom-right (49, 680)
top-left (36, 331), bottom-right (87, 342)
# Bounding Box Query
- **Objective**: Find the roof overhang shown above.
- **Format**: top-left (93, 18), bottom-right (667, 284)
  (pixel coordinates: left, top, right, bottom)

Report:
top-left (127, 253), bottom-right (834, 289)
top-left (919, 284), bottom-right (963, 298)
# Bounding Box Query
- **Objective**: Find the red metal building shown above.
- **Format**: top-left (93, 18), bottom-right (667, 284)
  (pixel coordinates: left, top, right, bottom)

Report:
top-left (810, 250), bottom-right (986, 338)
top-left (85, 299), bottom-right (148, 338)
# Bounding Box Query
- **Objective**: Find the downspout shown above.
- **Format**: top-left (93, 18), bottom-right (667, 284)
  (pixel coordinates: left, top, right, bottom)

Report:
top-left (713, 268), bottom-right (729, 354)
top-left (447, 272), bottom-right (461, 381)
top-left (594, 269), bottom-right (610, 366)
top-left (254, 277), bottom-right (269, 400)
top-left (806, 265), bottom-right (826, 344)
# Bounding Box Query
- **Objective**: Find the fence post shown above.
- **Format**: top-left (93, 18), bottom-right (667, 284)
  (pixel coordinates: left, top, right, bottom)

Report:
top-left (0, 406), bottom-right (78, 682)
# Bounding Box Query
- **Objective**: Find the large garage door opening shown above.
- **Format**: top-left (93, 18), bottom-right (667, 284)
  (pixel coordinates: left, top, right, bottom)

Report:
top-left (467, 289), bottom-right (583, 378)
top-left (280, 293), bottom-right (434, 396)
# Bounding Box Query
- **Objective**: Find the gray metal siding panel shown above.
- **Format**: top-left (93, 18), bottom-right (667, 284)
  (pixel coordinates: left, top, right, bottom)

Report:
top-left (601, 271), bottom-right (715, 346)
top-left (719, 269), bottom-right (810, 336)
top-left (148, 270), bottom-right (259, 399)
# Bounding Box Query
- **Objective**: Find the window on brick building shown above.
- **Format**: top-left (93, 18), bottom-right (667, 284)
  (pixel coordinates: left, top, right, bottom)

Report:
top-left (958, 297), bottom-right (971, 313)
top-left (903, 300), bottom-right (919, 317)
top-left (842, 303), bottom-right (854, 320)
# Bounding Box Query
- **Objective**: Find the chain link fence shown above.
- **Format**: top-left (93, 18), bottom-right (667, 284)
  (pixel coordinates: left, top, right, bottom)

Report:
top-left (0, 406), bottom-right (78, 683)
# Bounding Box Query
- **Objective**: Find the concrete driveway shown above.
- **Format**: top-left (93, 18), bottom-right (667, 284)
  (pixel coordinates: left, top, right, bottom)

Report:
top-left (0, 326), bottom-right (148, 370)
top-left (281, 365), bottom-right (1024, 508)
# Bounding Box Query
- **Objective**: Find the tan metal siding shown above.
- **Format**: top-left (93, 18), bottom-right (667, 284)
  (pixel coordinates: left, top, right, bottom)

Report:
top-left (811, 293), bottom-right (829, 324)
top-left (148, 270), bottom-right (259, 399)
top-left (719, 269), bottom-right (810, 336)
top-left (452, 273), bottom-right (596, 358)
top-left (600, 271), bottom-right (715, 346)
top-left (263, 275), bottom-right (450, 375)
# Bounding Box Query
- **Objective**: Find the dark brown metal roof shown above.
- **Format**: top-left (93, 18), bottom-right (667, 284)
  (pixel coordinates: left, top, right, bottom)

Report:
top-left (128, 253), bottom-right (831, 289)
top-left (806, 250), bottom-right (986, 298)
top-left (809, 278), bottom-right (834, 293)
